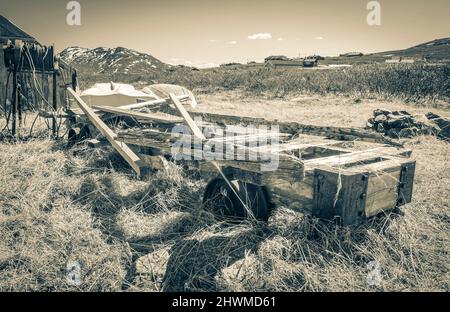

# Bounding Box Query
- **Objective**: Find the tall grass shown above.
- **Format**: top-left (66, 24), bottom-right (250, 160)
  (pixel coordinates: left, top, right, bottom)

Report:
top-left (80, 63), bottom-right (450, 103)
top-left (0, 135), bottom-right (448, 291)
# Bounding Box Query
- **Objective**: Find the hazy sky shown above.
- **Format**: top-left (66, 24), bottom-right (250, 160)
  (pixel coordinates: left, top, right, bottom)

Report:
top-left (2, 0), bottom-right (450, 67)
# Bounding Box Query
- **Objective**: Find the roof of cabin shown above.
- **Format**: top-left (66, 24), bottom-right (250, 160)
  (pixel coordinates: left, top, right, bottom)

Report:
top-left (0, 15), bottom-right (36, 42)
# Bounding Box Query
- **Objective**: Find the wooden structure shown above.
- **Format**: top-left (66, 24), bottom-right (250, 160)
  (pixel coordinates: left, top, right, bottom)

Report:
top-left (1, 15), bottom-right (77, 137)
top-left (66, 88), bottom-right (416, 225)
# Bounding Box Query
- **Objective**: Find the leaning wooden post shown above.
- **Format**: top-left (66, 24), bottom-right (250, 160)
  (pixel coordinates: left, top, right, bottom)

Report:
top-left (52, 70), bottom-right (58, 136)
top-left (67, 87), bottom-right (149, 177)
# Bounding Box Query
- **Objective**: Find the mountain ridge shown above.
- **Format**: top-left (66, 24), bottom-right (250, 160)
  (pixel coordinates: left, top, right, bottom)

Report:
top-left (59, 46), bottom-right (171, 75)
top-left (59, 37), bottom-right (450, 76)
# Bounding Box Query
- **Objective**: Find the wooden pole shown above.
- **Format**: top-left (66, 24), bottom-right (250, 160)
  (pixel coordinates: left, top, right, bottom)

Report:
top-left (17, 81), bottom-right (22, 127)
top-left (67, 87), bottom-right (149, 177)
top-left (52, 70), bottom-right (57, 136)
top-left (11, 68), bottom-right (17, 137)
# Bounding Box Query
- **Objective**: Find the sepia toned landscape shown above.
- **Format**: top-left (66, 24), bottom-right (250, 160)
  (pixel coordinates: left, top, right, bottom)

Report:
top-left (0, 0), bottom-right (449, 293)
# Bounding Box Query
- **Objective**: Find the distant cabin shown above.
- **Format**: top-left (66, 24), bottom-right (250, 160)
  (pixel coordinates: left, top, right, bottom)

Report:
top-left (264, 55), bottom-right (304, 68)
top-left (264, 55), bottom-right (290, 62)
top-left (340, 52), bottom-right (364, 57)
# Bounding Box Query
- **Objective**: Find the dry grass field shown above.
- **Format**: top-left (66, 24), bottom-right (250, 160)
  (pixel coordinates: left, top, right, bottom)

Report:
top-left (0, 91), bottom-right (448, 292)
top-left (85, 63), bottom-right (450, 104)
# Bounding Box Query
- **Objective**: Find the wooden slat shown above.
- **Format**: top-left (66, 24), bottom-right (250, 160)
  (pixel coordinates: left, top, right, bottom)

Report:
top-left (92, 105), bottom-right (183, 124)
top-left (189, 111), bottom-right (404, 147)
top-left (117, 94), bottom-right (190, 110)
top-left (365, 170), bottom-right (401, 217)
top-left (169, 93), bottom-right (206, 140)
top-left (67, 88), bottom-right (148, 176)
top-left (304, 147), bottom-right (411, 170)
top-left (313, 169), bottom-right (369, 225)
top-left (117, 128), bottom-right (290, 145)
top-left (348, 158), bottom-right (403, 217)
top-left (67, 88), bottom-right (118, 140)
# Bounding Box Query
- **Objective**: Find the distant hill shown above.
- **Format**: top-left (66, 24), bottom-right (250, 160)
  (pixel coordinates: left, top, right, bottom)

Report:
top-left (321, 37), bottom-right (450, 65)
top-left (59, 46), bottom-right (171, 75)
top-left (373, 37), bottom-right (450, 60)
top-left (59, 38), bottom-right (450, 78)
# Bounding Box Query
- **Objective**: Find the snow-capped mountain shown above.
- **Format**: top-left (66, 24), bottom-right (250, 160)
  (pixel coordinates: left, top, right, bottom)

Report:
top-left (59, 46), bottom-right (171, 75)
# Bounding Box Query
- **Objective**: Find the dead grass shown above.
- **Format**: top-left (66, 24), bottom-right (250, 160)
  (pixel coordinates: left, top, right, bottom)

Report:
top-left (0, 93), bottom-right (449, 292)
top-left (88, 63), bottom-right (450, 104)
top-left (191, 92), bottom-right (450, 128)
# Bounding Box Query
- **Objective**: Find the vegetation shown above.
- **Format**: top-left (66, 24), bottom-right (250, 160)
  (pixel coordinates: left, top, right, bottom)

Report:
top-left (79, 63), bottom-right (450, 104)
top-left (1, 51), bottom-right (448, 292)
top-left (0, 109), bottom-right (448, 291)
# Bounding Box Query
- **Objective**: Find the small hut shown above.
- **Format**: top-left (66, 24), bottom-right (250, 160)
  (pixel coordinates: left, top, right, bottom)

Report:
top-left (0, 15), bottom-right (76, 137)
top-left (0, 15), bottom-right (37, 113)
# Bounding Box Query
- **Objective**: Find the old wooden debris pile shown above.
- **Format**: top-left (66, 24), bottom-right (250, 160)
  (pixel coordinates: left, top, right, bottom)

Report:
top-left (367, 109), bottom-right (438, 138)
top-left (66, 87), bottom-right (417, 225)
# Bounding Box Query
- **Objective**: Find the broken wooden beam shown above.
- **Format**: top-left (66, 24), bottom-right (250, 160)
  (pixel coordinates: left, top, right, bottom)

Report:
top-left (117, 94), bottom-right (190, 110)
top-left (92, 105), bottom-right (184, 124)
top-left (304, 146), bottom-right (411, 170)
top-left (67, 88), bottom-right (149, 177)
top-left (189, 111), bottom-right (404, 147)
top-left (117, 127), bottom-right (291, 145)
top-left (169, 93), bottom-right (206, 140)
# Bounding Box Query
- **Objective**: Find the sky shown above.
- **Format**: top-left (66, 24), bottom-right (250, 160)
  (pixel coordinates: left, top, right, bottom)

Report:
top-left (1, 0), bottom-right (450, 67)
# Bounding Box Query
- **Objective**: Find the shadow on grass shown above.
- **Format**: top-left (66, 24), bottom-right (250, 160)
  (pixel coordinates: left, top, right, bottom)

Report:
top-left (72, 160), bottom-right (270, 291)
top-left (71, 146), bottom-right (407, 291)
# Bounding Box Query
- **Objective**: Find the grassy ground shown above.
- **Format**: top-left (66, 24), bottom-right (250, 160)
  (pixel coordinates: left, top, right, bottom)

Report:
top-left (191, 92), bottom-right (450, 127)
top-left (80, 63), bottom-right (450, 106)
top-left (0, 93), bottom-right (449, 291)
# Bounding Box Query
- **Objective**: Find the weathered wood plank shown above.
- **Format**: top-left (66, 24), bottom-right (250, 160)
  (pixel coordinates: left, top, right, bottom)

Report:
top-left (117, 94), bottom-right (190, 110)
top-left (92, 105), bottom-right (184, 124)
top-left (304, 147), bottom-right (412, 170)
top-left (67, 88), bottom-right (149, 177)
top-left (397, 161), bottom-right (416, 205)
top-left (199, 158), bottom-right (304, 185)
top-left (67, 89), bottom-right (118, 139)
top-left (189, 111), bottom-right (403, 147)
top-left (310, 157), bottom-right (415, 220)
top-left (351, 159), bottom-right (403, 218)
top-left (169, 93), bottom-right (206, 140)
top-left (365, 169), bottom-right (401, 218)
top-left (313, 169), bottom-right (369, 225)
top-left (117, 128), bottom-right (290, 147)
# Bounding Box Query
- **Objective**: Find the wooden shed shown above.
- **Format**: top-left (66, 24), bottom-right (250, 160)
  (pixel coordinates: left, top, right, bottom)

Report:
top-left (0, 15), bottom-right (37, 111)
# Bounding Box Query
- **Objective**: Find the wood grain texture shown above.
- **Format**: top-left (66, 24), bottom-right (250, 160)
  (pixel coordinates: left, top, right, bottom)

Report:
top-left (92, 105), bottom-right (183, 124)
top-left (67, 88), bottom-right (149, 177)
